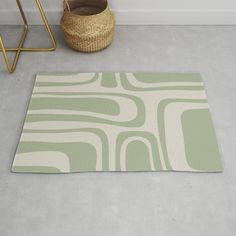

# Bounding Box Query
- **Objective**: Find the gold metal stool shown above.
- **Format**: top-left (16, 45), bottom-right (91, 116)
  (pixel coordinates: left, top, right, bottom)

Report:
top-left (0, 0), bottom-right (57, 73)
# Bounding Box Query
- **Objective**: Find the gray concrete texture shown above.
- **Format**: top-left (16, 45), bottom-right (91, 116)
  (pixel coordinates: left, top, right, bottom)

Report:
top-left (0, 26), bottom-right (236, 236)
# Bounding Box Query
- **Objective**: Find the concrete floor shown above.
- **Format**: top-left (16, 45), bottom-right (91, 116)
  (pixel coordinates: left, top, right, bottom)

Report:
top-left (0, 26), bottom-right (236, 236)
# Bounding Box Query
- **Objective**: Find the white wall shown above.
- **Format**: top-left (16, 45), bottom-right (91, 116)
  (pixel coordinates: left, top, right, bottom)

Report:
top-left (1, 0), bottom-right (236, 25)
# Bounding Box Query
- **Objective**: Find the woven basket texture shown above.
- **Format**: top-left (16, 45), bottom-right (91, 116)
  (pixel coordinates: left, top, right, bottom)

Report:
top-left (61, 0), bottom-right (115, 52)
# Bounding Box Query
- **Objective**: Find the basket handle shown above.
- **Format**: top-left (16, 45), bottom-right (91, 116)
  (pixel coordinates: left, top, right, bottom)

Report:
top-left (63, 0), bottom-right (71, 12)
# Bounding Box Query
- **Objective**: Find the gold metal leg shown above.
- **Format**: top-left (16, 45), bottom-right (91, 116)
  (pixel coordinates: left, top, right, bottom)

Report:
top-left (0, 0), bottom-right (57, 73)
top-left (0, 0), bottom-right (28, 73)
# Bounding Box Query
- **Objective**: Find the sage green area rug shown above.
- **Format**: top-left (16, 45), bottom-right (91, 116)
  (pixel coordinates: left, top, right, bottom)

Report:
top-left (12, 72), bottom-right (223, 173)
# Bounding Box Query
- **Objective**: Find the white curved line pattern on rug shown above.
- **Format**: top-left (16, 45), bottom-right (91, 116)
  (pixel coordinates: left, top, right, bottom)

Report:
top-left (17, 132), bottom-right (103, 171)
top-left (120, 136), bottom-right (156, 171)
top-left (13, 152), bottom-right (70, 173)
top-left (12, 72), bottom-right (223, 173)
top-left (164, 102), bottom-right (209, 171)
top-left (126, 73), bottom-right (204, 88)
top-left (36, 73), bottom-right (96, 83)
top-left (29, 94), bottom-right (138, 122)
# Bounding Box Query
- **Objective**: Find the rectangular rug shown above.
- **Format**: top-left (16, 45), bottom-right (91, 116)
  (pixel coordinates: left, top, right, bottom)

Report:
top-left (12, 72), bottom-right (223, 173)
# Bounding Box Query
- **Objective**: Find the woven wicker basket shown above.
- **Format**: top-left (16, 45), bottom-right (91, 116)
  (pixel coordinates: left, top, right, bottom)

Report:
top-left (61, 0), bottom-right (115, 52)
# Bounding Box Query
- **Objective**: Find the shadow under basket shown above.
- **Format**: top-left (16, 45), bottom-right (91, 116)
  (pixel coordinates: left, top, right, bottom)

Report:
top-left (61, 0), bottom-right (115, 52)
